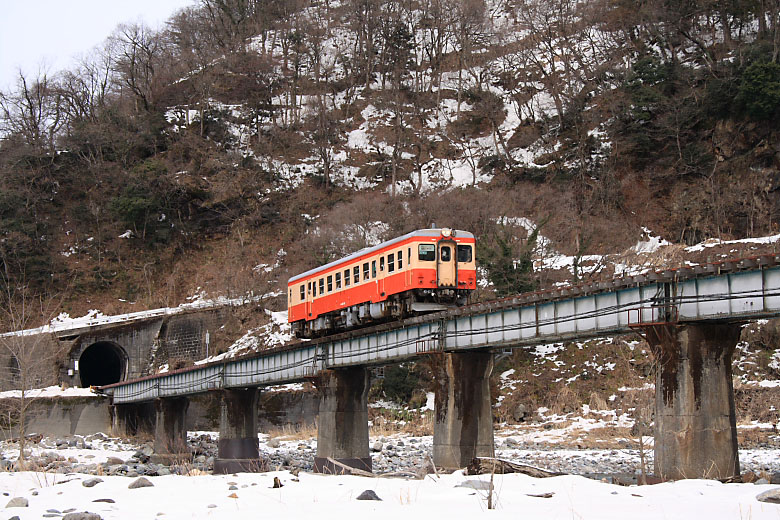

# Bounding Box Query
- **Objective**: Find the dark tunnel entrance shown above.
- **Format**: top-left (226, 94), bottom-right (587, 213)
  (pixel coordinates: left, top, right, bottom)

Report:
top-left (78, 342), bottom-right (127, 387)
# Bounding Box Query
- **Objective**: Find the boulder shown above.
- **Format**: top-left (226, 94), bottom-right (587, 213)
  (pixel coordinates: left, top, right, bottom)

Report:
top-left (756, 489), bottom-right (780, 504)
top-left (356, 490), bottom-right (382, 501)
top-left (6, 497), bottom-right (29, 507)
top-left (63, 513), bottom-right (103, 520)
top-left (128, 477), bottom-right (154, 489)
top-left (512, 404), bottom-right (528, 422)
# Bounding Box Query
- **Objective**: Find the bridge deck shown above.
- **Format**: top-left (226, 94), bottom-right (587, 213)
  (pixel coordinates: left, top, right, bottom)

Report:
top-left (100, 255), bottom-right (780, 404)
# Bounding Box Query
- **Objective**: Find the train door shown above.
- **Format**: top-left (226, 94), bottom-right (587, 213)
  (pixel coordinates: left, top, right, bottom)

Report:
top-left (437, 239), bottom-right (457, 288)
top-left (305, 281), bottom-right (313, 318)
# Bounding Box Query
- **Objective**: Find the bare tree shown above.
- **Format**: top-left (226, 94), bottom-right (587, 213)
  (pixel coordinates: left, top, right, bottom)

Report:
top-left (111, 22), bottom-right (167, 112)
top-left (0, 274), bottom-right (63, 466)
top-left (0, 68), bottom-right (65, 153)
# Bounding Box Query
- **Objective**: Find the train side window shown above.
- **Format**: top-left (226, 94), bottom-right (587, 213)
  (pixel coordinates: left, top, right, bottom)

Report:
top-left (419, 243), bottom-right (436, 261)
top-left (344, 269), bottom-right (350, 287)
top-left (300, 285), bottom-right (305, 300)
top-left (354, 265), bottom-right (360, 283)
top-left (335, 272), bottom-right (341, 289)
top-left (408, 247), bottom-right (411, 265)
top-left (372, 260), bottom-right (377, 278)
top-left (319, 278), bottom-right (324, 295)
top-left (380, 257), bottom-right (384, 272)
top-left (327, 275), bottom-right (333, 292)
top-left (457, 244), bottom-right (473, 263)
top-left (289, 289), bottom-right (292, 300)
top-left (388, 253), bottom-right (394, 272)
top-left (363, 262), bottom-right (369, 279)
top-left (308, 281), bottom-right (312, 296)
top-left (398, 251), bottom-right (403, 269)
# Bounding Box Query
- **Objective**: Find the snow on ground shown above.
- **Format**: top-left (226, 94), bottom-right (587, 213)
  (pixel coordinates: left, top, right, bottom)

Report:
top-left (0, 385), bottom-right (97, 399)
top-left (685, 233), bottom-right (780, 252)
top-left (2, 464), bottom-right (779, 519)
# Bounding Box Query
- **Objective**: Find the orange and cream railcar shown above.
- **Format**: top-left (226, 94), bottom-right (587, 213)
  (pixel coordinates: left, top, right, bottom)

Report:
top-left (287, 228), bottom-right (477, 337)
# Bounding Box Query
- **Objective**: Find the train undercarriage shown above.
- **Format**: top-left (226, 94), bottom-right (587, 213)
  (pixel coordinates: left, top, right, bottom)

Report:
top-left (291, 288), bottom-right (471, 338)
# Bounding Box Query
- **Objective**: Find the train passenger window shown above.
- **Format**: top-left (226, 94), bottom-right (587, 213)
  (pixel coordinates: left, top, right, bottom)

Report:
top-left (408, 247), bottom-right (411, 265)
top-left (372, 260), bottom-right (377, 278)
top-left (344, 269), bottom-right (351, 286)
top-left (388, 254), bottom-right (394, 272)
top-left (363, 262), bottom-right (369, 280)
top-left (419, 244), bottom-right (436, 261)
top-left (380, 257), bottom-right (384, 272)
top-left (354, 265), bottom-right (360, 283)
top-left (335, 272), bottom-right (341, 289)
top-left (398, 251), bottom-right (403, 269)
top-left (308, 281), bottom-right (312, 295)
top-left (457, 245), bottom-right (473, 262)
top-left (319, 278), bottom-right (324, 295)
top-left (441, 246), bottom-right (451, 262)
top-left (327, 275), bottom-right (333, 292)
top-left (289, 289), bottom-right (292, 300)
top-left (300, 285), bottom-right (305, 300)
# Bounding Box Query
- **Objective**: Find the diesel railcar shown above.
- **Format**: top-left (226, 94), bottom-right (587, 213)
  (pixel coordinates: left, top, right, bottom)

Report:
top-left (287, 228), bottom-right (477, 337)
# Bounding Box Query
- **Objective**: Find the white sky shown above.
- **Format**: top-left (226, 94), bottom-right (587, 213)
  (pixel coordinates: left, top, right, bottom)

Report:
top-left (0, 0), bottom-right (196, 91)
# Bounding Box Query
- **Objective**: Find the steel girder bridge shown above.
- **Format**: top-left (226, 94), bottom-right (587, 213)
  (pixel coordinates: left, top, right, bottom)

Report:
top-left (100, 254), bottom-right (780, 404)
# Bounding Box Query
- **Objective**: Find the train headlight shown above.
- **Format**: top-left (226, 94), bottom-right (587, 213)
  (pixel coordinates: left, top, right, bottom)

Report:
top-left (441, 228), bottom-right (452, 237)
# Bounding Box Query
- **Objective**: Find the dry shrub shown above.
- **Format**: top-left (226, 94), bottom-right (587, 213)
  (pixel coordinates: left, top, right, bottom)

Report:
top-left (735, 386), bottom-right (780, 425)
top-left (551, 386), bottom-right (580, 415)
top-left (369, 409), bottom-right (433, 437)
top-left (588, 392), bottom-right (608, 411)
top-left (266, 421), bottom-right (318, 441)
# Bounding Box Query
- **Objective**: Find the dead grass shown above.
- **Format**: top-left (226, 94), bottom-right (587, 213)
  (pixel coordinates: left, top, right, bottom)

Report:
top-left (266, 422), bottom-right (318, 441)
top-left (369, 410), bottom-right (434, 437)
top-left (588, 392), bottom-right (608, 411)
top-left (551, 386), bottom-right (580, 415)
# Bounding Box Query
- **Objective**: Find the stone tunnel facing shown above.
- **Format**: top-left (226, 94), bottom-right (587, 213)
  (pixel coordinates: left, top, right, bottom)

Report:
top-left (79, 342), bottom-right (126, 387)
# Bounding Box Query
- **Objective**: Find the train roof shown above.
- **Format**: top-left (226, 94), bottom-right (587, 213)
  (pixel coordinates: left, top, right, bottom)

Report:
top-left (288, 228), bottom-right (475, 284)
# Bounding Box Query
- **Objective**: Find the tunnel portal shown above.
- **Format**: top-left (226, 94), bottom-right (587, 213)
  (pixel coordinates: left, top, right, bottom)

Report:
top-left (79, 342), bottom-right (126, 387)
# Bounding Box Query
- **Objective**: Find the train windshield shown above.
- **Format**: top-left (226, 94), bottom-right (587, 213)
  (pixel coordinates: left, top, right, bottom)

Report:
top-left (457, 245), bottom-right (472, 262)
top-left (419, 244), bottom-right (435, 261)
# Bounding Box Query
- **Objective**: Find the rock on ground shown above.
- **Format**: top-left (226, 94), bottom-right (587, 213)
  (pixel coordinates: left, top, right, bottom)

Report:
top-left (756, 488), bottom-right (780, 504)
top-left (356, 490), bottom-right (382, 501)
top-left (128, 476), bottom-right (154, 489)
top-left (6, 497), bottom-right (28, 507)
top-left (63, 513), bottom-right (103, 520)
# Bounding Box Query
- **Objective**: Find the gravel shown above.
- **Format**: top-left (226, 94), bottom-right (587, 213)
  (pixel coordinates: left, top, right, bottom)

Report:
top-left (1, 432), bottom-right (778, 480)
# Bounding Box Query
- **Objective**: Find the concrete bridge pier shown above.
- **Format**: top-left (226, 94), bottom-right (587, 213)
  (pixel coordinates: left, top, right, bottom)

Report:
top-left (111, 402), bottom-right (155, 438)
top-left (152, 397), bottom-right (190, 464)
top-left (314, 367), bottom-right (371, 474)
top-left (432, 351), bottom-right (494, 470)
top-left (646, 323), bottom-right (741, 480)
top-left (214, 388), bottom-right (262, 473)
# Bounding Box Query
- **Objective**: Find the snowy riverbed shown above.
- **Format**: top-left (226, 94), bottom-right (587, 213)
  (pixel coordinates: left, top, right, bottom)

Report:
top-left (1, 430), bottom-right (779, 519)
top-left (1, 465), bottom-right (779, 519)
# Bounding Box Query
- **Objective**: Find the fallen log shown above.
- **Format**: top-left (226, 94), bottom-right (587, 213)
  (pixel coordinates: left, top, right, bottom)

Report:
top-left (324, 457), bottom-right (375, 477)
top-left (467, 457), bottom-right (564, 478)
